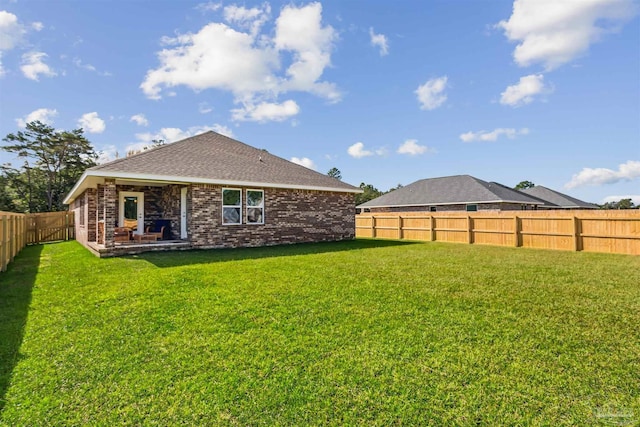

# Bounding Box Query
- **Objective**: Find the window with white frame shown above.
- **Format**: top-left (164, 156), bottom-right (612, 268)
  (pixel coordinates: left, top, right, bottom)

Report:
top-left (222, 188), bottom-right (242, 224)
top-left (246, 189), bottom-right (264, 224)
top-left (79, 193), bottom-right (86, 226)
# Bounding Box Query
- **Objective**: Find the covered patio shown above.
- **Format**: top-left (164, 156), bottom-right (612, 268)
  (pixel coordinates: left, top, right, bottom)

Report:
top-left (68, 175), bottom-right (191, 256)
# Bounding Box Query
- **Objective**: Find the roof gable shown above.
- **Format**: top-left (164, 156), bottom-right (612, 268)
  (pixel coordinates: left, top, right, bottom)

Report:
top-left (357, 175), bottom-right (543, 208)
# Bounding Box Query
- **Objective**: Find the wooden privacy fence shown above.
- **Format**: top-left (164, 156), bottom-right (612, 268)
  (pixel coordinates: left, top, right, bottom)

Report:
top-left (0, 211), bottom-right (27, 272)
top-left (26, 211), bottom-right (75, 245)
top-left (0, 211), bottom-right (75, 272)
top-left (356, 210), bottom-right (640, 256)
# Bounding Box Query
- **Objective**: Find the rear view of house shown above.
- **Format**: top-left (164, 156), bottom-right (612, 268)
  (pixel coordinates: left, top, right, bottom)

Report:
top-left (64, 131), bottom-right (361, 256)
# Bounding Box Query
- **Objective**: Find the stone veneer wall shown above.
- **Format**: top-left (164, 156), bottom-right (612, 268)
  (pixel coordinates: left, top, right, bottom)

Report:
top-left (368, 202), bottom-right (537, 213)
top-left (188, 185), bottom-right (355, 249)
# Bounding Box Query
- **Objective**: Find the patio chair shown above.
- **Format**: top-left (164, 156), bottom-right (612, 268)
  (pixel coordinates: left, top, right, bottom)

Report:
top-left (114, 227), bottom-right (132, 242)
top-left (145, 225), bottom-right (165, 241)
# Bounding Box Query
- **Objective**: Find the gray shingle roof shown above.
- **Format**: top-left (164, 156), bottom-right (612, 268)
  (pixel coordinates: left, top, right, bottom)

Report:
top-left (357, 175), bottom-right (543, 208)
top-left (520, 186), bottom-right (597, 209)
top-left (90, 131), bottom-right (359, 192)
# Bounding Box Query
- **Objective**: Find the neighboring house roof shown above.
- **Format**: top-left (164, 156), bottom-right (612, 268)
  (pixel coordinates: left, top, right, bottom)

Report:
top-left (519, 186), bottom-right (598, 209)
top-left (64, 131), bottom-right (360, 204)
top-left (357, 175), bottom-right (544, 208)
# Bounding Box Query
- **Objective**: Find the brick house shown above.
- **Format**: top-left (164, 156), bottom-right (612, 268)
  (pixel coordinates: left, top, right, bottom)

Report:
top-left (64, 131), bottom-right (361, 257)
top-left (357, 175), bottom-right (545, 213)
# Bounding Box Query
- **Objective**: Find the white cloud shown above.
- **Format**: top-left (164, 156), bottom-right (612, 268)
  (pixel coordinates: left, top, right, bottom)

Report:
top-left (142, 23), bottom-right (278, 101)
top-left (601, 195), bottom-right (640, 205)
top-left (224, 3), bottom-right (270, 35)
top-left (141, 3), bottom-right (339, 122)
top-left (0, 11), bottom-right (24, 51)
top-left (73, 58), bottom-right (96, 72)
top-left (497, 0), bottom-right (638, 70)
top-left (397, 139), bottom-right (430, 155)
top-left (460, 127), bottom-right (529, 142)
top-left (500, 74), bottom-right (551, 107)
top-left (211, 123), bottom-right (234, 138)
top-left (31, 21), bottom-right (43, 31)
top-left (369, 27), bottom-right (389, 56)
top-left (195, 2), bottom-right (221, 13)
top-left (566, 160), bottom-right (640, 189)
top-left (20, 51), bottom-right (56, 80)
top-left (274, 3), bottom-right (340, 101)
top-left (231, 100), bottom-right (300, 122)
top-left (415, 76), bottom-right (448, 110)
top-left (130, 114), bottom-right (149, 127)
top-left (77, 112), bottom-right (106, 134)
top-left (15, 107), bottom-right (58, 127)
top-left (567, 161), bottom-right (640, 189)
top-left (375, 147), bottom-right (389, 156)
top-left (347, 142), bottom-right (373, 159)
top-left (290, 156), bottom-right (317, 170)
top-left (198, 102), bottom-right (213, 114)
top-left (97, 144), bottom-right (119, 164)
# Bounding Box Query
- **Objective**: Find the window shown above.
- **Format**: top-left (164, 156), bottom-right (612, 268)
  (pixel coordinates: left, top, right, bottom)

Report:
top-left (466, 204), bottom-right (478, 212)
top-left (429, 206), bottom-right (437, 212)
top-left (79, 193), bottom-right (86, 226)
top-left (246, 189), bottom-right (264, 224)
top-left (222, 188), bottom-right (242, 224)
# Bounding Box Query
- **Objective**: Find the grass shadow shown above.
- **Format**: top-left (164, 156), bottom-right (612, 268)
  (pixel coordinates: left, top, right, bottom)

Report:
top-left (0, 244), bottom-right (42, 414)
top-left (136, 238), bottom-right (420, 268)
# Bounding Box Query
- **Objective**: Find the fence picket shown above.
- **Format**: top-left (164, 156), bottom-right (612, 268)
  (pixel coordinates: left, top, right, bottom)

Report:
top-left (0, 211), bottom-right (75, 272)
top-left (356, 210), bottom-right (640, 255)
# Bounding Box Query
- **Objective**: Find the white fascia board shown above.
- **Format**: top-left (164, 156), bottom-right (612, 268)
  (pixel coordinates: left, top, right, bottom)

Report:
top-left (65, 170), bottom-right (362, 204)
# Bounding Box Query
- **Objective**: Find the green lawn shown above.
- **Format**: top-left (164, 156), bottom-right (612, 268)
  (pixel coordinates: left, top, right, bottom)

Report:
top-left (1, 240), bottom-right (639, 426)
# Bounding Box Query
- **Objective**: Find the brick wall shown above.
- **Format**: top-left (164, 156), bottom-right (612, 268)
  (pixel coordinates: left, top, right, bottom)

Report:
top-left (103, 180), bottom-right (116, 248)
top-left (189, 185), bottom-right (355, 249)
top-left (71, 192), bottom-right (87, 246)
top-left (87, 188), bottom-right (97, 241)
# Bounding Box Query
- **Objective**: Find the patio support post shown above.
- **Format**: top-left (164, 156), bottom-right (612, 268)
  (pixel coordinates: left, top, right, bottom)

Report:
top-left (103, 179), bottom-right (117, 248)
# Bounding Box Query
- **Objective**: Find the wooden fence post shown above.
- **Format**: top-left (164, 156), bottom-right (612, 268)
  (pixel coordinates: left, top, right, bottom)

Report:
top-left (572, 216), bottom-right (581, 252)
top-left (398, 216), bottom-right (403, 240)
top-left (9, 215), bottom-right (14, 262)
top-left (467, 215), bottom-right (473, 244)
top-left (1, 215), bottom-right (7, 272)
top-left (371, 215), bottom-right (376, 238)
top-left (430, 215), bottom-right (436, 241)
top-left (513, 215), bottom-right (520, 247)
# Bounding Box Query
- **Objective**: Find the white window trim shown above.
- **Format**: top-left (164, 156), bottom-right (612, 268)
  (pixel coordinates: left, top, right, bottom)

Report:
top-left (222, 187), bottom-right (242, 225)
top-left (246, 189), bottom-right (265, 225)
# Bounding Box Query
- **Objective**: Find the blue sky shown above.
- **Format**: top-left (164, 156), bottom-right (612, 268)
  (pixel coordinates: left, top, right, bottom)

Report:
top-left (1, 0), bottom-right (639, 205)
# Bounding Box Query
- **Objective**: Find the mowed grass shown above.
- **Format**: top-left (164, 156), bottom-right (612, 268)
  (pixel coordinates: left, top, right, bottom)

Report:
top-left (1, 240), bottom-right (639, 426)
